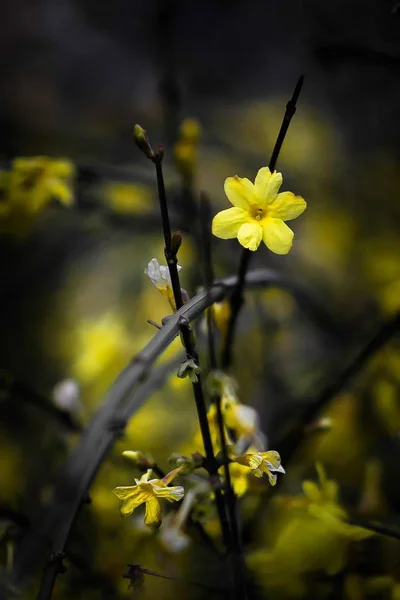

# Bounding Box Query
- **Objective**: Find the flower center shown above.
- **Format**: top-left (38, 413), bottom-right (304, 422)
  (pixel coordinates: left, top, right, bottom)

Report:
top-left (253, 207), bottom-right (264, 221)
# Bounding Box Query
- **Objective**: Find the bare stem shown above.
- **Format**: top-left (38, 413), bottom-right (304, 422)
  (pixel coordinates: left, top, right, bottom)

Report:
top-left (221, 75), bottom-right (305, 370)
top-left (151, 152), bottom-right (233, 562)
top-left (200, 195), bottom-right (247, 597)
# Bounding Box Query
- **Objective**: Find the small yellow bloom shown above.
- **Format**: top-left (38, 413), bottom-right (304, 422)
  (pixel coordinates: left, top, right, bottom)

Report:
top-left (113, 467), bottom-right (184, 529)
top-left (173, 118), bottom-right (201, 181)
top-left (303, 463), bottom-right (373, 541)
top-left (235, 449), bottom-right (285, 486)
top-left (212, 166), bottom-right (306, 253)
top-left (0, 157), bottom-right (74, 236)
top-left (226, 461), bottom-right (251, 497)
top-left (222, 393), bottom-right (260, 440)
top-left (145, 258), bottom-right (181, 311)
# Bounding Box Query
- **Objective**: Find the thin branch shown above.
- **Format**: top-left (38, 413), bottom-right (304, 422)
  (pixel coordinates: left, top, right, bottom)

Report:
top-left (200, 194), bottom-right (247, 591)
top-left (349, 518), bottom-right (400, 541)
top-left (277, 311), bottom-right (400, 464)
top-left (221, 75), bottom-right (305, 370)
top-left (0, 374), bottom-right (81, 432)
top-left (199, 194), bottom-right (218, 370)
top-left (151, 150), bottom-right (235, 594)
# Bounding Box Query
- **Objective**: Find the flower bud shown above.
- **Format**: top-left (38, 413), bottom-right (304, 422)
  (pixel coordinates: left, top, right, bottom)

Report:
top-left (122, 450), bottom-right (150, 469)
top-left (168, 453), bottom-right (194, 474)
top-left (171, 231), bottom-right (183, 255)
top-left (133, 125), bottom-right (155, 159)
top-left (177, 358), bottom-right (201, 383)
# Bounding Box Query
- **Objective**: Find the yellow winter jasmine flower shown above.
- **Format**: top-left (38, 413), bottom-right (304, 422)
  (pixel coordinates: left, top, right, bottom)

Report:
top-left (212, 166), bottom-right (306, 253)
top-left (235, 449), bottom-right (285, 486)
top-left (222, 392), bottom-right (264, 448)
top-left (145, 258), bottom-right (182, 311)
top-left (173, 118), bottom-right (201, 181)
top-left (12, 156), bottom-right (74, 209)
top-left (226, 461), bottom-right (251, 497)
top-left (113, 467), bottom-right (184, 529)
top-left (73, 313), bottom-right (131, 385)
top-left (303, 463), bottom-right (373, 541)
top-left (0, 157), bottom-right (74, 236)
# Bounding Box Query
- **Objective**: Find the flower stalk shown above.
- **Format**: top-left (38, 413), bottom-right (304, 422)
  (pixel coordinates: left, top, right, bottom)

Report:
top-left (200, 195), bottom-right (247, 597)
top-left (221, 74), bottom-right (305, 370)
top-left (148, 146), bottom-right (234, 560)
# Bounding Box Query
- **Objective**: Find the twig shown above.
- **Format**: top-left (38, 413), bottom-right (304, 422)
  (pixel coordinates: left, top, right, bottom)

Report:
top-left (277, 311), bottom-right (400, 464)
top-left (349, 518), bottom-right (400, 541)
top-left (199, 194), bottom-right (247, 592)
top-left (221, 75), bottom-right (305, 370)
top-left (150, 149), bottom-right (235, 592)
top-left (199, 194), bottom-right (218, 371)
top-left (0, 374), bottom-right (81, 432)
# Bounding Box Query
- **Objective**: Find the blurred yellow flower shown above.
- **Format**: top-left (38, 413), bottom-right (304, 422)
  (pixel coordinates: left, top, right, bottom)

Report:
top-left (221, 391), bottom-right (262, 446)
top-left (212, 166), bottom-right (306, 253)
top-left (173, 118), bottom-right (201, 181)
top-left (235, 449), bottom-right (285, 485)
top-left (73, 313), bottom-right (131, 385)
top-left (113, 467), bottom-right (184, 529)
top-left (303, 463), bottom-right (372, 541)
top-left (226, 461), bottom-right (251, 497)
top-left (12, 156), bottom-right (74, 208)
top-left (104, 182), bottom-right (152, 215)
top-left (0, 157), bottom-right (74, 235)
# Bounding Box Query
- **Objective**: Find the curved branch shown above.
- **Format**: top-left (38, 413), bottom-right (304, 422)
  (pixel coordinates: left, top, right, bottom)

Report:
top-left (4, 268), bottom-right (337, 597)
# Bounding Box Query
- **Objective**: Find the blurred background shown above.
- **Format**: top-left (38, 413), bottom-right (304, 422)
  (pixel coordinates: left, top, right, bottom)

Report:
top-left (0, 0), bottom-right (399, 598)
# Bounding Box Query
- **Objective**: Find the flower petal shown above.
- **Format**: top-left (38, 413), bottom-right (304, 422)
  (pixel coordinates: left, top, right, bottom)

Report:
top-left (302, 481), bottom-right (322, 504)
top-left (269, 192), bottom-right (306, 221)
top-left (162, 466), bottom-right (183, 486)
top-left (225, 404), bottom-right (259, 436)
top-left (254, 167), bottom-right (283, 205)
top-left (262, 218), bottom-right (294, 255)
top-left (144, 496), bottom-right (162, 529)
top-left (48, 178), bottom-right (73, 206)
top-left (237, 222), bottom-right (263, 251)
top-left (153, 484), bottom-right (185, 502)
top-left (145, 258), bottom-right (162, 286)
top-left (264, 470), bottom-right (277, 486)
top-left (261, 450), bottom-right (282, 470)
top-left (212, 207), bottom-right (248, 240)
top-left (140, 469), bottom-right (153, 483)
top-left (224, 176), bottom-right (258, 209)
top-left (112, 486), bottom-right (150, 517)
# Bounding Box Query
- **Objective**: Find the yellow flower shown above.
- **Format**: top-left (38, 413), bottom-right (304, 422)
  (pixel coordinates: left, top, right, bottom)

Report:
top-left (222, 392), bottom-right (261, 440)
top-left (103, 182), bottom-right (152, 215)
top-left (173, 118), bottom-right (201, 181)
top-left (226, 461), bottom-right (251, 497)
top-left (212, 166), bottom-right (306, 253)
top-left (145, 258), bottom-right (181, 311)
top-left (12, 156), bottom-right (74, 210)
top-left (0, 157), bottom-right (74, 236)
top-left (73, 313), bottom-right (131, 385)
top-left (113, 467), bottom-right (184, 529)
top-left (303, 463), bottom-right (373, 541)
top-left (235, 449), bottom-right (285, 486)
